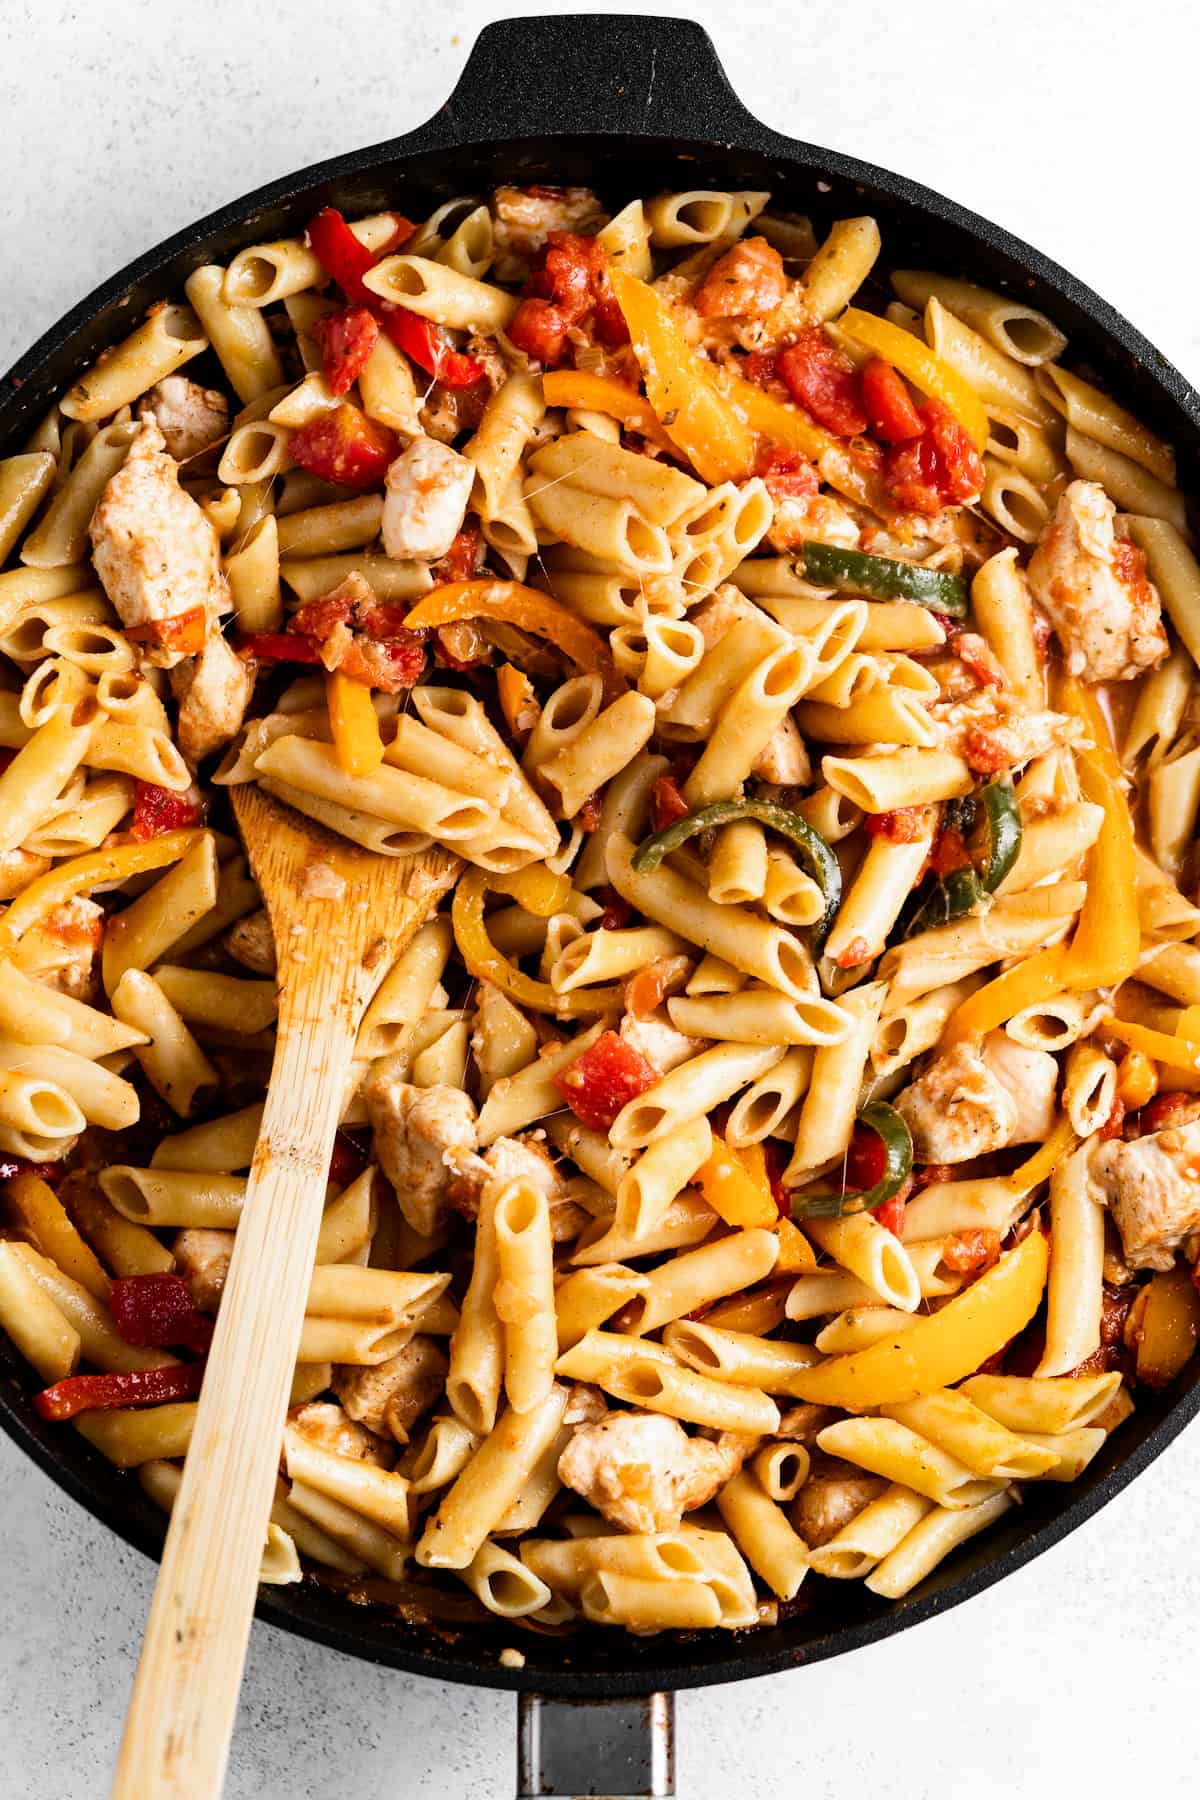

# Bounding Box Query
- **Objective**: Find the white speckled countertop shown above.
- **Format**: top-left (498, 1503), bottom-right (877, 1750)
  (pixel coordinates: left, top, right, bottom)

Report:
top-left (2, 3), bottom-right (1199, 1794)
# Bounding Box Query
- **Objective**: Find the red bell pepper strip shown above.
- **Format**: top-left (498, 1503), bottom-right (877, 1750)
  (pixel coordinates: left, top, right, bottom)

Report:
top-left (313, 305), bottom-right (381, 395)
top-left (306, 207), bottom-right (379, 305)
top-left (553, 1030), bottom-right (658, 1132)
top-left (379, 308), bottom-right (485, 389)
top-left (109, 1274), bottom-right (214, 1353)
top-left (289, 403), bottom-right (398, 490)
top-left (234, 633), bottom-right (323, 664)
top-left (649, 774), bottom-right (690, 833)
top-left (33, 1361), bottom-right (206, 1421)
top-left (131, 782), bottom-right (201, 842)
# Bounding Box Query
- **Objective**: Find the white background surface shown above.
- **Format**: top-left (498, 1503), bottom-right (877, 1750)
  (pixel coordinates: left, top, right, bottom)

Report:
top-left (2, 2), bottom-right (1198, 1795)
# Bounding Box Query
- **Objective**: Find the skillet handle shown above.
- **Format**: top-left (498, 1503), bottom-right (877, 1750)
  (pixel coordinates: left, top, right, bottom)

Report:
top-left (443, 14), bottom-right (767, 143)
top-left (517, 1692), bottom-right (675, 1798)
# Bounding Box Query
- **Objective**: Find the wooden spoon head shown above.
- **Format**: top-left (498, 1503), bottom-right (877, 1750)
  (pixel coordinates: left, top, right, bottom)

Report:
top-left (230, 782), bottom-right (461, 989)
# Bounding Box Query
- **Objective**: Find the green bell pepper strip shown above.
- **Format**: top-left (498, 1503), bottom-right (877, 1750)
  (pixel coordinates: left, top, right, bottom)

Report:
top-left (894, 778), bottom-right (1021, 943)
top-left (632, 797), bottom-right (841, 948)
top-left (790, 1101), bottom-right (914, 1219)
top-left (799, 541), bottom-right (969, 616)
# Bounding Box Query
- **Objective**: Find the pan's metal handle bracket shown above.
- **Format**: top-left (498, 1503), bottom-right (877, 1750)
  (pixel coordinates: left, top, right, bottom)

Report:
top-left (517, 1692), bottom-right (675, 1799)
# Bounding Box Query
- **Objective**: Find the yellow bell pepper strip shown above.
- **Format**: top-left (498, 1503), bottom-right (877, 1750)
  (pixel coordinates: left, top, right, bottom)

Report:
top-left (540, 370), bottom-right (679, 455)
top-left (404, 580), bottom-right (623, 702)
top-left (837, 307), bottom-right (990, 452)
top-left (452, 868), bottom-right (622, 1018)
top-left (0, 829), bottom-right (201, 960)
top-left (710, 359), bottom-right (835, 463)
top-left (326, 671), bottom-right (384, 777)
top-left (942, 942), bottom-right (1070, 1050)
top-left (1116, 1049), bottom-right (1159, 1110)
top-left (1055, 676), bottom-right (1140, 989)
top-left (695, 1134), bottom-right (778, 1228)
top-left (776, 1229), bottom-right (1049, 1410)
top-left (609, 270), bottom-right (756, 483)
top-left (1106, 1018), bottom-right (1200, 1076)
top-left (1007, 1113), bottom-right (1079, 1194)
top-left (489, 864), bottom-right (574, 918)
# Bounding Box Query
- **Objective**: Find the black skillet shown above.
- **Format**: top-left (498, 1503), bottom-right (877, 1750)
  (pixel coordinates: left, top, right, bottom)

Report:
top-left (2, 16), bottom-right (1198, 1796)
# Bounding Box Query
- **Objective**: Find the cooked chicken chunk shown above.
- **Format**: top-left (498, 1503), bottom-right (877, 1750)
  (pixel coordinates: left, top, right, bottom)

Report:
top-left (381, 437), bottom-right (474, 562)
top-left (288, 1400), bottom-right (392, 1467)
top-left (363, 1072), bottom-right (477, 1235)
top-left (491, 185), bottom-right (606, 267)
top-left (694, 237), bottom-right (787, 319)
top-left (32, 897), bottom-right (104, 1001)
top-left (1093, 1117), bottom-right (1200, 1271)
top-left (137, 375), bottom-right (228, 462)
top-left (171, 628), bottom-right (253, 764)
top-left (557, 1411), bottom-right (743, 1534)
top-left (172, 1227), bottom-right (235, 1312)
top-left (89, 417), bottom-right (229, 665)
top-left (619, 1012), bottom-right (699, 1074)
top-left (752, 713), bottom-right (810, 785)
top-left (224, 908), bottom-right (276, 976)
top-left (789, 1453), bottom-right (884, 1548)
top-left (934, 688), bottom-right (1080, 777)
top-left (1027, 479), bottom-right (1167, 682)
top-left (332, 1336), bottom-right (448, 1443)
top-left (766, 490), bottom-right (860, 554)
top-left (896, 1032), bottom-right (1058, 1164)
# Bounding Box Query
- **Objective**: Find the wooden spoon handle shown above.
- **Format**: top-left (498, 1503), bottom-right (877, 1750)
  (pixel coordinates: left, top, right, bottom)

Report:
top-left (111, 1009), bottom-right (357, 1799)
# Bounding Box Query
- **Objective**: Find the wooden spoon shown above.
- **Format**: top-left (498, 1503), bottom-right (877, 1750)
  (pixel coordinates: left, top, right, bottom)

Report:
top-left (113, 786), bottom-right (459, 1798)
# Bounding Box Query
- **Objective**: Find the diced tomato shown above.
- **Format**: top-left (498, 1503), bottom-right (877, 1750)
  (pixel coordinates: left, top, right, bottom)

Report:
top-left (872, 1190), bottom-right (908, 1237)
top-left (337, 634), bottom-right (426, 692)
top-left (1099, 1096), bottom-right (1127, 1141)
top-left (864, 806), bottom-right (927, 844)
top-left (288, 588), bottom-right (426, 692)
top-left (510, 232), bottom-right (625, 365)
top-left (109, 1274), bottom-right (213, 1353)
top-left (313, 305), bottom-right (380, 395)
top-left (861, 358), bottom-right (924, 443)
top-left (833, 936), bottom-right (873, 970)
top-left (130, 782), bottom-right (200, 842)
top-left (942, 1228), bottom-right (1001, 1275)
top-left (1135, 1091), bottom-right (1198, 1136)
top-left (742, 350), bottom-right (782, 389)
top-left (624, 954), bottom-right (691, 1019)
top-left (777, 329), bottom-right (868, 437)
top-left (954, 631), bottom-right (1006, 690)
top-left (597, 887), bottom-right (633, 931)
top-left (649, 774), bottom-right (690, 833)
top-left (234, 632), bottom-right (323, 665)
top-left (289, 403), bottom-right (397, 490)
top-left (329, 1130), bottom-right (369, 1186)
top-left (33, 1362), bottom-right (206, 1422)
top-left (509, 297), bottom-right (573, 367)
top-left (380, 308), bottom-right (485, 389)
top-left (845, 1120), bottom-right (888, 1193)
top-left (552, 1029), bottom-right (658, 1132)
top-left (883, 398), bottom-right (983, 516)
top-left (762, 1141), bottom-right (789, 1216)
top-left (306, 206), bottom-right (381, 305)
top-left (374, 212), bottom-right (416, 256)
top-left (125, 605), bottom-right (208, 656)
top-left (755, 445), bottom-right (820, 499)
top-left (929, 825), bottom-right (973, 877)
top-left (578, 792), bottom-right (602, 833)
top-left (433, 523), bottom-right (484, 585)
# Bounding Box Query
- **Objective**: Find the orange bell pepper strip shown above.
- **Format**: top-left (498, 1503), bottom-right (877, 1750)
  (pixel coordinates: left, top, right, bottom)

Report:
top-left (837, 307), bottom-right (990, 452)
top-left (404, 580), bottom-right (623, 701)
top-left (452, 868), bottom-right (622, 1018)
top-left (326, 671), bottom-right (385, 777)
top-left (776, 1229), bottom-right (1049, 1409)
top-left (609, 270), bottom-right (756, 483)
top-left (541, 370), bottom-right (679, 455)
top-left (489, 864), bottom-right (575, 918)
top-left (695, 1135), bottom-right (778, 1228)
top-left (942, 942), bottom-right (1072, 1049)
